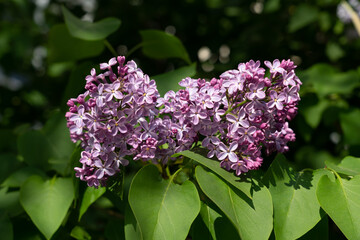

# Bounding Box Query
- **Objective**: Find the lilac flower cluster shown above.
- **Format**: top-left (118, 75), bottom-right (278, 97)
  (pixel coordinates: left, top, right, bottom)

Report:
top-left (66, 56), bottom-right (301, 186)
top-left (66, 57), bottom-right (183, 187)
top-left (158, 59), bottom-right (301, 176)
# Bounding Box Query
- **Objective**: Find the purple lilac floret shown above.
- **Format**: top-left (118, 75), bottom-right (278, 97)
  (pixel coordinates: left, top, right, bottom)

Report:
top-left (66, 57), bottom-right (188, 187)
top-left (66, 56), bottom-right (301, 186)
top-left (158, 59), bottom-right (301, 176)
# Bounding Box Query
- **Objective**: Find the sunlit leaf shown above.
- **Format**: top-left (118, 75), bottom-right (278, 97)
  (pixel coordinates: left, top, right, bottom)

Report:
top-left (20, 176), bottom-right (74, 240)
top-left (190, 215), bottom-right (213, 240)
top-left (176, 150), bottom-right (252, 198)
top-left (140, 30), bottom-right (191, 64)
top-left (48, 24), bottom-right (104, 63)
top-left (317, 174), bottom-right (360, 239)
top-left (78, 186), bottom-right (106, 221)
top-left (62, 6), bottom-right (121, 41)
top-left (198, 202), bottom-right (240, 240)
top-left (263, 155), bottom-right (330, 240)
top-left (195, 166), bottom-right (273, 240)
top-left (152, 63), bottom-right (196, 95)
top-left (124, 203), bottom-right (142, 240)
top-left (325, 156), bottom-right (360, 176)
top-left (298, 215), bottom-right (328, 240)
top-left (70, 226), bottom-right (91, 240)
top-left (128, 165), bottom-right (200, 240)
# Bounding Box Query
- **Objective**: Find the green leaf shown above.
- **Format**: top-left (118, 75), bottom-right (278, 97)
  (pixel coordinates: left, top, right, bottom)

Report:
top-left (198, 202), bottom-right (240, 240)
top-left (302, 64), bottom-right (360, 98)
top-left (0, 211), bottom-right (13, 240)
top-left (62, 6), bottom-right (121, 41)
top-left (199, 202), bottom-right (220, 240)
top-left (326, 42), bottom-right (345, 62)
top-left (298, 215), bottom-right (328, 240)
top-left (152, 63), bottom-right (196, 95)
top-left (288, 4), bottom-right (319, 32)
top-left (326, 156), bottom-right (360, 176)
top-left (140, 30), bottom-right (191, 64)
top-left (0, 188), bottom-right (23, 217)
top-left (264, 0), bottom-right (280, 13)
top-left (340, 109), bottom-right (360, 146)
top-left (263, 155), bottom-right (329, 240)
top-left (70, 226), bottom-right (91, 240)
top-left (42, 110), bottom-right (75, 175)
top-left (195, 166), bottom-right (273, 240)
top-left (0, 153), bottom-right (21, 184)
top-left (128, 165), bottom-right (200, 240)
top-left (124, 203), bottom-right (142, 240)
top-left (1, 167), bottom-right (46, 188)
top-left (48, 24), bottom-right (104, 63)
top-left (316, 174), bottom-right (360, 239)
top-left (190, 215), bottom-right (213, 240)
top-left (17, 130), bottom-right (52, 170)
top-left (78, 186), bottom-right (106, 221)
top-left (300, 98), bottom-right (329, 128)
top-left (19, 176), bottom-right (74, 240)
top-left (176, 150), bottom-right (252, 198)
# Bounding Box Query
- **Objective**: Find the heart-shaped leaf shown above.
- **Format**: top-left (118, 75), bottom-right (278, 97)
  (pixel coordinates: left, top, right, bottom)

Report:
top-left (128, 165), bottom-right (200, 240)
top-left (317, 174), bottom-right (360, 239)
top-left (62, 6), bottom-right (121, 41)
top-left (263, 154), bottom-right (329, 240)
top-left (140, 30), bottom-right (191, 64)
top-left (195, 166), bottom-right (273, 240)
top-left (20, 176), bottom-right (74, 240)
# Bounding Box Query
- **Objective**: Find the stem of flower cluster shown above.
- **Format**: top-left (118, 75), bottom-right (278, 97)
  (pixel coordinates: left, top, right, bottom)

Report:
top-left (104, 40), bottom-right (118, 57)
top-left (126, 43), bottom-right (143, 58)
top-left (224, 99), bottom-right (248, 115)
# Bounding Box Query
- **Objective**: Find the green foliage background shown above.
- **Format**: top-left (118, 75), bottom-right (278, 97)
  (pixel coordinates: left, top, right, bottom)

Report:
top-left (1, 0), bottom-right (360, 239)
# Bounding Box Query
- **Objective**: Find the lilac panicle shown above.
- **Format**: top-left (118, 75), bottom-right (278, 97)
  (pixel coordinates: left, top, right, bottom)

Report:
top-left (158, 59), bottom-right (301, 176)
top-left (67, 56), bottom-right (302, 186)
top-left (66, 56), bottom-right (191, 187)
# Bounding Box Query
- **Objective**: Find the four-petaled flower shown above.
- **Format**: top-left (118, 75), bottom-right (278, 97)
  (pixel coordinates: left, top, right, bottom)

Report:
top-left (217, 142), bottom-right (239, 162)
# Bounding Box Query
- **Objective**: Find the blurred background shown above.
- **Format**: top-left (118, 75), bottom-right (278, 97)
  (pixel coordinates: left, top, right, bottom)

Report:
top-left (1, 0), bottom-right (360, 239)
